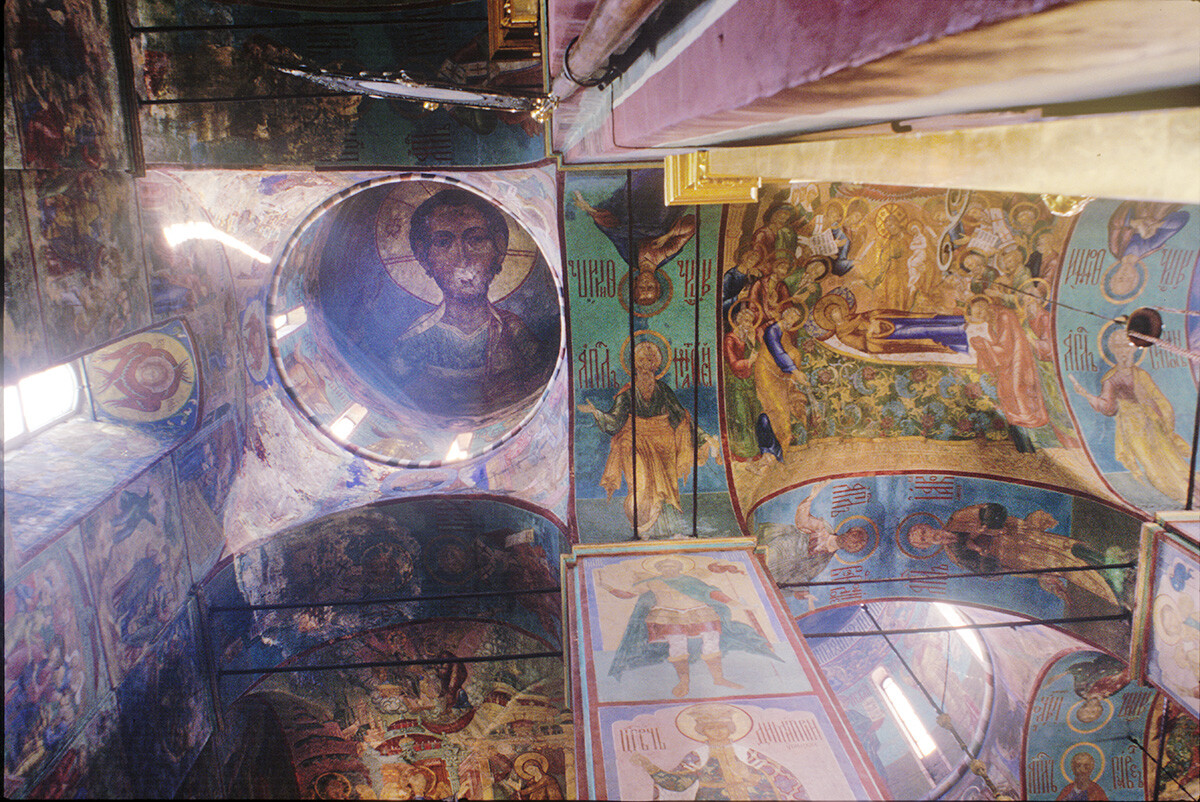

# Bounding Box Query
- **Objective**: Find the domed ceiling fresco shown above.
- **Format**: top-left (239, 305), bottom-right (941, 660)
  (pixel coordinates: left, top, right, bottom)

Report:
top-left (271, 175), bottom-right (563, 465)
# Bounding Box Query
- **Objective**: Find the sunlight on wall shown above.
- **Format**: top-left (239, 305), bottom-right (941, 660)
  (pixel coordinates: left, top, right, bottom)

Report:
top-left (935, 602), bottom-right (986, 661)
top-left (272, 306), bottom-right (308, 340)
top-left (163, 221), bottom-right (271, 263)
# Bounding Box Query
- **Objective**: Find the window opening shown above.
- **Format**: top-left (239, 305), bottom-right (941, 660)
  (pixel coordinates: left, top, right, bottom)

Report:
top-left (3, 362), bottom-right (83, 447)
top-left (273, 306), bottom-right (308, 340)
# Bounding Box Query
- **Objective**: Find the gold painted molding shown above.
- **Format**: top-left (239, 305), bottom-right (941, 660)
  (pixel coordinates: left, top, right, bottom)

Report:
top-left (663, 151), bottom-right (761, 206)
top-left (699, 108), bottom-right (1200, 205)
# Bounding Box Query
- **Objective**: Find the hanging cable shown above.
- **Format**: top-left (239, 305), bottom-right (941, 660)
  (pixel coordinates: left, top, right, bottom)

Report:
top-left (802, 611), bottom-right (1130, 639)
top-left (1128, 731), bottom-right (1199, 802)
top-left (778, 560), bottom-right (1136, 589)
top-left (862, 604), bottom-right (1010, 800)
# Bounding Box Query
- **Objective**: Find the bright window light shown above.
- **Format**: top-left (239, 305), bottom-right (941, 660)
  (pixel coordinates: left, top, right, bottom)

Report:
top-left (4, 363), bottom-right (80, 444)
top-left (329, 403), bottom-right (368, 441)
top-left (877, 670), bottom-right (938, 758)
top-left (935, 602), bottom-right (986, 661)
top-left (274, 306), bottom-right (308, 340)
top-left (444, 432), bottom-right (473, 462)
top-left (163, 221), bottom-right (272, 263)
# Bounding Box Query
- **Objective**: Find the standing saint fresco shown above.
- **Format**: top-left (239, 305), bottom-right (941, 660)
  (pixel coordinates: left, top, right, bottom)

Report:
top-left (598, 557), bottom-right (778, 698)
top-left (753, 304), bottom-right (809, 459)
top-left (724, 301), bottom-right (763, 461)
top-left (1069, 326), bottom-right (1195, 505)
top-left (761, 480), bottom-right (872, 596)
top-left (967, 294), bottom-right (1049, 453)
top-left (1104, 201), bottom-right (1189, 300)
top-left (578, 339), bottom-right (722, 538)
top-left (571, 169), bottom-right (695, 311)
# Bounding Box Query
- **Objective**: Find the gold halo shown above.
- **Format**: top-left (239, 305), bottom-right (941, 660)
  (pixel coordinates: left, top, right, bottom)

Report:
top-left (1096, 319), bottom-right (1146, 367)
top-left (813, 292), bottom-right (852, 333)
top-left (1100, 259), bottom-right (1147, 305)
top-left (619, 330), bottom-right (671, 379)
top-left (833, 515), bottom-right (879, 565)
top-left (874, 203), bottom-right (908, 237)
top-left (375, 179), bottom-right (539, 305)
top-left (1016, 276), bottom-right (1051, 298)
top-left (821, 200), bottom-right (845, 221)
top-left (617, 268), bottom-right (674, 318)
top-left (1008, 200), bottom-right (1041, 227)
top-left (641, 553), bottom-right (695, 575)
top-left (965, 294), bottom-right (992, 324)
top-left (800, 255), bottom-right (832, 282)
top-left (1059, 743), bottom-right (1105, 786)
top-left (515, 752), bottom-right (550, 780)
top-left (676, 703), bottom-right (753, 743)
top-left (895, 512), bottom-right (946, 560)
top-left (1066, 697), bottom-right (1114, 734)
top-left (727, 299), bottom-right (764, 331)
top-left (313, 772), bottom-right (352, 799)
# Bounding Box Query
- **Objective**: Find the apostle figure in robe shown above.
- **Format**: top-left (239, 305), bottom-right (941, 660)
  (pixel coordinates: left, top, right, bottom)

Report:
top-left (578, 340), bottom-right (721, 538)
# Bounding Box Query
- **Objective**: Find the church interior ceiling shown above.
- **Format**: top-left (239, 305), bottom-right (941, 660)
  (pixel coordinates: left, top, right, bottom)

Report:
top-left (3, 0), bottom-right (1198, 798)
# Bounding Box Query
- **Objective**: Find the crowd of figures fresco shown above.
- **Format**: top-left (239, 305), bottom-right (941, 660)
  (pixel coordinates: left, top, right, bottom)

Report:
top-left (219, 622), bottom-right (572, 800)
top-left (714, 182), bottom-right (1196, 517)
top-left (199, 498), bottom-right (570, 799)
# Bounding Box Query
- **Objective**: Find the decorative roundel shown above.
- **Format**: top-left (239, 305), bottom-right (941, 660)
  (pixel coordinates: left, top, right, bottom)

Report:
top-left (270, 175), bottom-right (563, 466)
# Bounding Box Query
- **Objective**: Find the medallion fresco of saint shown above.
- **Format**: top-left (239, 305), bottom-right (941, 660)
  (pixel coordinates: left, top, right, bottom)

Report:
top-left (275, 176), bottom-right (561, 464)
top-left (378, 183), bottom-right (557, 420)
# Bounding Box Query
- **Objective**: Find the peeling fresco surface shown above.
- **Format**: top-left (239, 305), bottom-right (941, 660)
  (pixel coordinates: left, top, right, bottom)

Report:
top-left (21, 170), bottom-right (148, 357)
top-left (130, 0), bottom-right (543, 168)
top-left (211, 498), bottom-right (566, 706)
top-left (80, 459), bottom-right (190, 685)
top-left (216, 620), bottom-right (571, 800)
top-left (3, 0), bottom-right (127, 171)
top-left (4, 528), bottom-right (104, 794)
